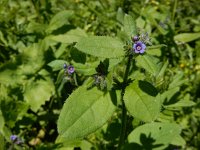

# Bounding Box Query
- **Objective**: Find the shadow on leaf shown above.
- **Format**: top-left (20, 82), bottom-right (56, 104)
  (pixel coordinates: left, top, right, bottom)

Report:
top-left (124, 133), bottom-right (163, 150)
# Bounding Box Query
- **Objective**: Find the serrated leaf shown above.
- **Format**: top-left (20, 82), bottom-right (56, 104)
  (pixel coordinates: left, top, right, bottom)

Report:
top-left (174, 32), bottom-right (200, 42)
top-left (124, 14), bottom-right (136, 37)
top-left (128, 122), bottom-right (185, 148)
top-left (124, 80), bottom-right (161, 122)
top-left (75, 36), bottom-right (125, 58)
top-left (24, 78), bottom-right (55, 112)
top-left (48, 60), bottom-right (68, 71)
top-left (57, 86), bottom-right (115, 141)
top-left (136, 54), bottom-right (161, 76)
top-left (46, 10), bottom-right (74, 33)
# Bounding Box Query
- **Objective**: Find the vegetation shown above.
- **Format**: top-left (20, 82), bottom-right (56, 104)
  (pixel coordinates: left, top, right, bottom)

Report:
top-left (0, 0), bottom-right (200, 149)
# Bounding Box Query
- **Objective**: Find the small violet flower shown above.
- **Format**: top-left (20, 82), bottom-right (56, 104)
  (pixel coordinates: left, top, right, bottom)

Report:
top-left (10, 135), bottom-right (18, 142)
top-left (10, 135), bottom-right (22, 144)
top-left (133, 41), bottom-right (146, 54)
top-left (67, 65), bottom-right (75, 74)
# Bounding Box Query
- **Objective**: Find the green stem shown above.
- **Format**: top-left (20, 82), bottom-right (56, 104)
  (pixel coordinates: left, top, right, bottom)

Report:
top-left (172, 0), bottom-right (177, 24)
top-left (118, 55), bottom-right (133, 150)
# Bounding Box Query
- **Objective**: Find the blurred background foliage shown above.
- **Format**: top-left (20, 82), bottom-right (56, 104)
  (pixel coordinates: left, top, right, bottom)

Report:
top-left (0, 0), bottom-right (200, 149)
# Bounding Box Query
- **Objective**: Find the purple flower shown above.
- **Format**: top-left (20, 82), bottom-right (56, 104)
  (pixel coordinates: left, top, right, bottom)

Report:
top-left (10, 135), bottom-right (18, 142)
top-left (132, 36), bottom-right (139, 42)
top-left (133, 41), bottom-right (146, 54)
top-left (67, 65), bottom-right (75, 74)
top-left (10, 135), bottom-right (23, 144)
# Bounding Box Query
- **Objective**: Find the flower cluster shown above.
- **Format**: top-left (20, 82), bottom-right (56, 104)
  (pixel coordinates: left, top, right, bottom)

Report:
top-left (131, 31), bottom-right (152, 54)
top-left (94, 74), bottom-right (107, 90)
top-left (132, 35), bottom-right (146, 54)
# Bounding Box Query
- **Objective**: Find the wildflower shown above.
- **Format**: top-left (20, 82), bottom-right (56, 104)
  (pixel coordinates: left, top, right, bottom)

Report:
top-left (10, 135), bottom-right (18, 142)
top-left (133, 41), bottom-right (146, 54)
top-left (10, 135), bottom-right (23, 145)
top-left (67, 65), bottom-right (75, 74)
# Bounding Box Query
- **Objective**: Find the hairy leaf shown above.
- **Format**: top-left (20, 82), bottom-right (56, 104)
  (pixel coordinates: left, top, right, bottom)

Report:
top-left (128, 122), bottom-right (185, 148)
top-left (124, 80), bottom-right (161, 122)
top-left (75, 36), bottom-right (125, 58)
top-left (124, 14), bottom-right (136, 38)
top-left (57, 86), bottom-right (115, 141)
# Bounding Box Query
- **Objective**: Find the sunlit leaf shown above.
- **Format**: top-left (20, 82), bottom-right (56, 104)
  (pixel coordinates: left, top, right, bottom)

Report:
top-left (124, 80), bottom-right (161, 122)
top-left (128, 122), bottom-right (185, 148)
top-left (174, 32), bottom-right (200, 42)
top-left (24, 77), bottom-right (55, 112)
top-left (75, 36), bottom-right (125, 58)
top-left (46, 10), bottom-right (74, 33)
top-left (124, 14), bottom-right (136, 38)
top-left (136, 54), bottom-right (161, 76)
top-left (48, 60), bottom-right (68, 71)
top-left (57, 86), bottom-right (115, 141)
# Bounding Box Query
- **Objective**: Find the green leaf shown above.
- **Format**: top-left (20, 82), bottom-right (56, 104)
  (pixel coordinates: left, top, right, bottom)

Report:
top-left (164, 94), bottom-right (196, 108)
top-left (128, 122), bottom-right (185, 148)
top-left (75, 36), bottom-right (125, 58)
top-left (161, 87), bottom-right (180, 103)
top-left (24, 77), bottom-right (55, 112)
top-left (146, 44), bottom-right (167, 56)
top-left (157, 61), bottom-right (168, 78)
top-left (47, 28), bottom-right (88, 44)
top-left (174, 32), bottom-right (200, 42)
top-left (124, 80), bottom-right (161, 122)
top-left (136, 54), bottom-right (161, 76)
top-left (116, 7), bottom-right (124, 24)
top-left (48, 60), bottom-right (68, 71)
top-left (168, 72), bottom-right (187, 89)
top-left (72, 61), bottom-right (99, 76)
top-left (124, 14), bottom-right (136, 38)
top-left (165, 100), bottom-right (195, 108)
top-left (57, 86), bottom-right (115, 141)
top-left (46, 10), bottom-right (74, 33)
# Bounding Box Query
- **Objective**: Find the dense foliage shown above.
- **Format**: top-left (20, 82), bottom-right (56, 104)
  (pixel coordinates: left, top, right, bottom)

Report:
top-left (0, 0), bottom-right (200, 149)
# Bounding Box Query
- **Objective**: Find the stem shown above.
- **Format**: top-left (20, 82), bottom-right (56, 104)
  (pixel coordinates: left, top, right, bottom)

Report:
top-left (172, 0), bottom-right (177, 23)
top-left (118, 55), bottom-right (133, 150)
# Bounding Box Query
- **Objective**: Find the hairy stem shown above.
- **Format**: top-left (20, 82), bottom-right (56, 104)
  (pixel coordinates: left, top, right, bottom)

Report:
top-left (118, 55), bottom-right (133, 150)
